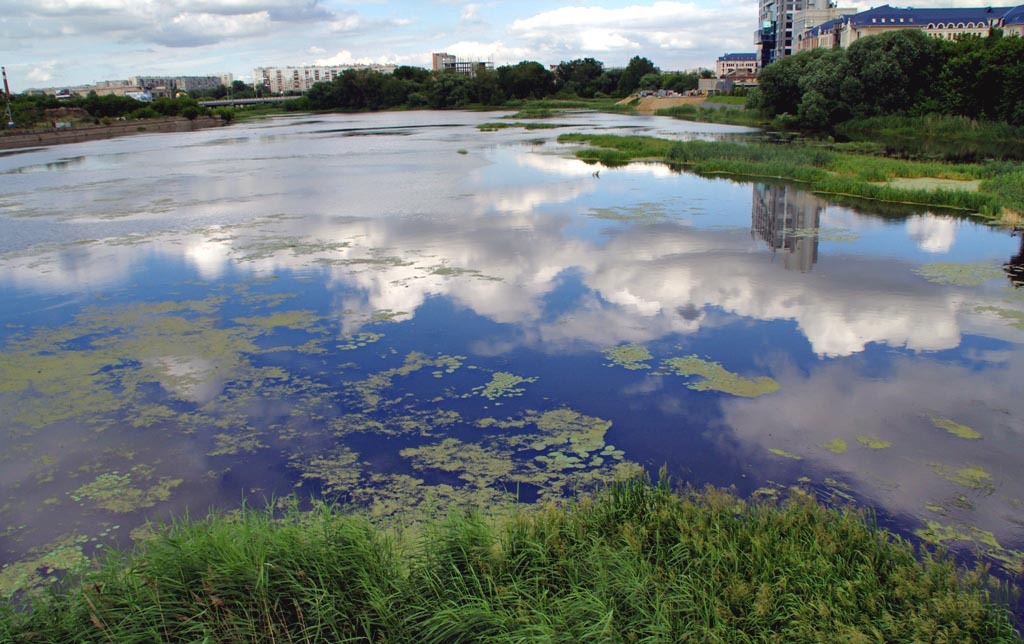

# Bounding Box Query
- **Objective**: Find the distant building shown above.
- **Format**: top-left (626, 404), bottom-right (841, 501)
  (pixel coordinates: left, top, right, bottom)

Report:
top-left (792, 4), bottom-right (1024, 54)
top-left (254, 65), bottom-right (397, 94)
top-left (715, 53), bottom-right (758, 78)
top-left (431, 52), bottom-right (493, 77)
top-left (756, 0), bottom-right (847, 67)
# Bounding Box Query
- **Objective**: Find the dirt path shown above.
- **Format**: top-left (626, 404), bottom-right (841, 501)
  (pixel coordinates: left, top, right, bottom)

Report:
top-left (620, 96), bottom-right (707, 113)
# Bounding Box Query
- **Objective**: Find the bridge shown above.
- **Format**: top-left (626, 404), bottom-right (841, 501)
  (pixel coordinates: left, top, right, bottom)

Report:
top-left (199, 97), bottom-right (293, 107)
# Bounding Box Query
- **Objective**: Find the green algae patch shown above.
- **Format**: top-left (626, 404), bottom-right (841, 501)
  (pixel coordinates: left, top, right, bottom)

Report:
top-left (474, 372), bottom-right (537, 401)
top-left (603, 343), bottom-right (653, 370)
top-left (916, 520), bottom-right (1001, 550)
top-left (661, 355), bottom-right (779, 398)
top-left (930, 416), bottom-right (982, 440)
top-left (785, 227), bottom-right (860, 242)
top-left (70, 470), bottom-right (182, 513)
top-left (531, 409), bottom-right (611, 457)
top-left (930, 464), bottom-right (995, 492)
top-left (886, 177), bottom-right (982, 192)
top-left (337, 332), bottom-right (384, 350)
top-left (349, 352), bottom-right (466, 409)
top-left (768, 448), bottom-right (802, 460)
top-left (856, 435), bottom-right (891, 449)
top-left (401, 439), bottom-right (516, 487)
top-left (913, 262), bottom-right (1004, 287)
top-left (821, 438), bottom-right (848, 454)
top-left (232, 310), bottom-right (323, 331)
top-left (0, 534), bottom-right (90, 598)
top-left (295, 447), bottom-right (363, 494)
top-left (976, 305), bottom-right (1024, 330)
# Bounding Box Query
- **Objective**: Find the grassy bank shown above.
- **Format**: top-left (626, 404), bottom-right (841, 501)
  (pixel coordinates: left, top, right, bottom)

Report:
top-left (1, 480), bottom-right (1018, 642)
top-left (655, 104), bottom-right (765, 128)
top-left (558, 134), bottom-right (1024, 221)
top-left (835, 115), bottom-right (1024, 162)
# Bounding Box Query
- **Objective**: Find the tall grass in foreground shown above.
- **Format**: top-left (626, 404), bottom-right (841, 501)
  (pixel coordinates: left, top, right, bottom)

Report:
top-left (558, 134), bottom-right (1020, 220)
top-left (2, 480), bottom-right (1019, 642)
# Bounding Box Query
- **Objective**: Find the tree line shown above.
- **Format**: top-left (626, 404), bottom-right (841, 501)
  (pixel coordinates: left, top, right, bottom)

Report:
top-left (753, 29), bottom-right (1024, 130)
top-left (304, 56), bottom-right (712, 111)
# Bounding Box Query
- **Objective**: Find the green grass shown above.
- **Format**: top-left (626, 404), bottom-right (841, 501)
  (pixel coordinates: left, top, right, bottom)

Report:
top-left (558, 134), bottom-right (1023, 220)
top-left (836, 114), bottom-right (1024, 162)
top-left (704, 95), bottom-right (748, 106)
top-left (1, 479), bottom-right (1019, 642)
top-left (655, 104), bottom-right (766, 127)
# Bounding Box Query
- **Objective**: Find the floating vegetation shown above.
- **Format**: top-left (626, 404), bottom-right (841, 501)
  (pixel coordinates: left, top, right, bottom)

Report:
top-left (916, 520), bottom-right (1000, 550)
top-left (603, 343), bottom-right (653, 370)
top-left (585, 203), bottom-right (673, 223)
top-left (768, 448), bottom-right (802, 460)
top-left (930, 416), bottom-right (982, 440)
top-left (913, 262), bottom-right (1004, 287)
top-left (401, 438), bottom-right (516, 487)
top-left (856, 435), bottom-right (892, 449)
top-left (976, 305), bottom-right (1024, 330)
top-left (530, 409), bottom-right (611, 457)
top-left (349, 352), bottom-right (466, 409)
top-left (930, 463), bottom-right (995, 492)
top-left (785, 227), bottom-right (860, 242)
top-left (0, 534), bottom-right (89, 597)
top-left (660, 356), bottom-right (779, 398)
top-left (473, 372), bottom-right (538, 401)
top-left (208, 431), bottom-right (266, 456)
top-left (69, 470), bottom-right (182, 513)
top-left (295, 447), bottom-right (363, 494)
top-left (233, 310), bottom-right (324, 331)
top-left (821, 438), bottom-right (848, 454)
top-left (338, 332), bottom-right (385, 351)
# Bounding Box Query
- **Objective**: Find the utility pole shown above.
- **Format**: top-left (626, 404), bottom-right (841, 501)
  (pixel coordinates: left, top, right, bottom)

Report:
top-left (2, 66), bottom-right (14, 128)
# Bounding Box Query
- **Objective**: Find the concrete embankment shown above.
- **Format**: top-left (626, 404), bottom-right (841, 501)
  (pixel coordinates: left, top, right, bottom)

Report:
top-left (0, 116), bottom-right (228, 151)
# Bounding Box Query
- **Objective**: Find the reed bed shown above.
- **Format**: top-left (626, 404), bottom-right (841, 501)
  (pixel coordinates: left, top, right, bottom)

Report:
top-left (2, 479), bottom-right (1018, 642)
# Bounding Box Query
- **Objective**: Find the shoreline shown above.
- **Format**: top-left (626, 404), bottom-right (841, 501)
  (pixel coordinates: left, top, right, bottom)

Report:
top-left (0, 116), bottom-right (229, 151)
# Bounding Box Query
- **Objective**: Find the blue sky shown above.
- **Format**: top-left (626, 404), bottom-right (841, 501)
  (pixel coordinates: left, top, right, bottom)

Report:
top-left (1, 0), bottom-right (992, 90)
top-left (2, 0), bottom-right (764, 89)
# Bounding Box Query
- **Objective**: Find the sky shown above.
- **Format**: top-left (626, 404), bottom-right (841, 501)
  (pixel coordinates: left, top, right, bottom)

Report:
top-left (0, 0), bottom-right (1001, 90)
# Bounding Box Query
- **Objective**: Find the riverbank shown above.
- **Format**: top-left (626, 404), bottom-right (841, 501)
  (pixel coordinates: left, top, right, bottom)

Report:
top-left (1, 479), bottom-right (1017, 641)
top-left (0, 116), bottom-right (229, 151)
top-left (558, 133), bottom-right (1024, 223)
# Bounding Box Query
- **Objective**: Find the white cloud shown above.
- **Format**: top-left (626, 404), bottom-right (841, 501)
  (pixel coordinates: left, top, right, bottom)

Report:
top-left (906, 215), bottom-right (958, 253)
top-left (26, 61), bottom-right (57, 83)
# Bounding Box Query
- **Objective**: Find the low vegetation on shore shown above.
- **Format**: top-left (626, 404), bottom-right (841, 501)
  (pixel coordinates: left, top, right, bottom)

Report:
top-left (1, 479), bottom-right (1018, 642)
top-left (558, 133), bottom-right (1024, 221)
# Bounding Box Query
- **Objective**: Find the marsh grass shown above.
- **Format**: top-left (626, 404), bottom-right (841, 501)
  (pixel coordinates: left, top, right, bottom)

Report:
top-left (558, 134), bottom-right (1021, 219)
top-left (2, 480), bottom-right (1019, 642)
top-left (655, 104), bottom-right (766, 127)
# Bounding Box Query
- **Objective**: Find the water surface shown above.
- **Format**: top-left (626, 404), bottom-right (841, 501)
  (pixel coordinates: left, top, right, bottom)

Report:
top-left (1, 111), bottom-right (1022, 612)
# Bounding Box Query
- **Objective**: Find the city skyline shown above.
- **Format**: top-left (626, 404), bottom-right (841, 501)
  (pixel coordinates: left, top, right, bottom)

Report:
top-left (1, 0), bottom-right (1008, 91)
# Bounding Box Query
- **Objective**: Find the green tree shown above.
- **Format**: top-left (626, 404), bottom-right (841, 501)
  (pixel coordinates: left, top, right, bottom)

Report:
top-left (553, 58), bottom-right (605, 97)
top-left (617, 56), bottom-right (659, 96)
top-left (496, 61), bottom-right (554, 99)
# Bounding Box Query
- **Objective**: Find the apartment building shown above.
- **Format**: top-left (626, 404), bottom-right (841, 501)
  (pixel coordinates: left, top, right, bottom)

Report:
top-left (254, 65), bottom-right (398, 94)
top-left (715, 53), bottom-right (758, 78)
top-left (431, 53), bottom-right (494, 77)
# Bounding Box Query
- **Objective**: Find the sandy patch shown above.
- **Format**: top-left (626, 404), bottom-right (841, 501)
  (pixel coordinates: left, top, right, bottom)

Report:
top-left (887, 177), bottom-right (982, 192)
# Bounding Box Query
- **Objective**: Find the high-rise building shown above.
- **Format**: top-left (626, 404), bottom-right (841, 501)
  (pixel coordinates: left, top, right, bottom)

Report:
top-left (756, 0), bottom-right (851, 66)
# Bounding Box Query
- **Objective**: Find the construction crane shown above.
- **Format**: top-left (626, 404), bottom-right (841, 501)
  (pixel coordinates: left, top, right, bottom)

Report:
top-left (2, 66), bottom-right (13, 128)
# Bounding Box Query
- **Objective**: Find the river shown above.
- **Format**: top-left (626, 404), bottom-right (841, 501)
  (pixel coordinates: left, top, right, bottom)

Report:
top-left (1, 111), bottom-right (1022, 614)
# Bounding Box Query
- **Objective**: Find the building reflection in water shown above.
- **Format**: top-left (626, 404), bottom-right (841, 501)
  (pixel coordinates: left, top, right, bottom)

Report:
top-left (1006, 229), bottom-right (1024, 287)
top-left (751, 184), bottom-right (823, 273)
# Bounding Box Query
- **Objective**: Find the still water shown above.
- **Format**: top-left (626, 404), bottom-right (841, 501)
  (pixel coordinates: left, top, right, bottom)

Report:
top-left (1, 111), bottom-right (1022, 608)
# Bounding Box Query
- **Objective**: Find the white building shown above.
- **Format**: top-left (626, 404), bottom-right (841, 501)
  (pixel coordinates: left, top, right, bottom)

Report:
top-left (254, 65), bottom-right (398, 94)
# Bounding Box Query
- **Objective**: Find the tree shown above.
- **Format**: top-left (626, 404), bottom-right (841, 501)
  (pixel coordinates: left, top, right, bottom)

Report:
top-left (616, 56), bottom-right (658, 96)
top-left (554, 58), bottom-right (605, 97)
top-left (496, 61), bottom-right (554, 99)
top-left (844, 28), bottom-right (944, 117)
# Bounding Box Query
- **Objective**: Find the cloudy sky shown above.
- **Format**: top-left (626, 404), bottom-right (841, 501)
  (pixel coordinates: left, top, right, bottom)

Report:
top-left (2, 0), bottom-right (767, 89)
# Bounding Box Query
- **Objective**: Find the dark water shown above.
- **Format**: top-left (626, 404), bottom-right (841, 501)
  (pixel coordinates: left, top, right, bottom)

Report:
top-left (1, 111), bottom-right (1022, 613)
